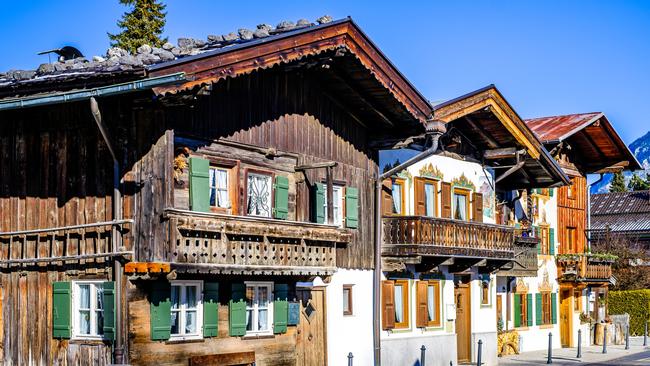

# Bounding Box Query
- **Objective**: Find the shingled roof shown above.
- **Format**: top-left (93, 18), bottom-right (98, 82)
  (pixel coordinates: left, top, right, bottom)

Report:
top-left (591, 191), bottom-right (650, 232)
top-left (0, 16), bottom-right (334, 99)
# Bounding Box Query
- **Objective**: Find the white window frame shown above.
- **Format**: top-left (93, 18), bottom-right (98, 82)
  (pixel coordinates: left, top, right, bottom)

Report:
top-left (323, 184), bottom-right (344, 227)
top-left (244, 281), bottom-right (274, 336)
top-left (170, 280), bottom-right (203, 341)
top-left (72, 280), bottom-right (106, 340)
top-left (246, 172), bottom-right (273, 217)
top-left (209, 166), bottom-right (230, 208)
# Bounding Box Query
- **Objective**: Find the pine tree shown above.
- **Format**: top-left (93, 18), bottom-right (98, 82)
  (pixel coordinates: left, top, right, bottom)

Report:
top-left (609, 171), bottom-right (627, 192)
top-left (628, 173), bottom-right (650, 191)
top-left (108, 0), bottom-right (168, 54)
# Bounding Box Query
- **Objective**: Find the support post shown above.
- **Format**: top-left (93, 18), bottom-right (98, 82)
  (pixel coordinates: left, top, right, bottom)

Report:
top-left (476, 340), bottom-right (482, 366)
top-left (420, 345), bottom-right (426, 366)
top-left (577, 329), bottom-right (582, 358)
top-left (603, 325), bottom-right (608, 354)
top-left (626, 324), bottom-right (630, 350)
top-left (547, 332), bottom-right (553, 364)
top-left (348, 352), bottom-right (353, 366)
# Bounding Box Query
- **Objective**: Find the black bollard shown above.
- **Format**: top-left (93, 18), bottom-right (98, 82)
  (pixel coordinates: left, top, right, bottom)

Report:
top-left (420, 345), bottom-right (426, 366)
top-left (603, 325), bottom-right (608, 354)
top-left (476, 339), bottom-right (483, 366)
top-left (645, 322), bottom-right (648, 347)
top-left (547, 332), bottom-right (553, 364)
top-left (626, 324), bottom-right (630, 350)
top-left (577, 329), bottom-right (582, 358)
top-left (347, 352), bottom-right (353, 366)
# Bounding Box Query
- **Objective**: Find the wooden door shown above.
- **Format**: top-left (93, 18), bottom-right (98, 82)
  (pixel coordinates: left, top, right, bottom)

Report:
top-left (296, 286), bottom-right (327, 366)
top-left (455, 285), bottom-right (471, 363)
top-left (560, 288), bottom-right (572, 347)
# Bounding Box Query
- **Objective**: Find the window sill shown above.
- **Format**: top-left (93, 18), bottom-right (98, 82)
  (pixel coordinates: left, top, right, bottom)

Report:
top-left (539, 324), bottom-right (554, 329)
top-left (515, 327), bottom-right (530, 331)
top-left (166, 337), bottom-right (204, 344)
top-left (242, 333), bottom-right (275, 340)
top-left (69, 338), bottom-right (109, 345)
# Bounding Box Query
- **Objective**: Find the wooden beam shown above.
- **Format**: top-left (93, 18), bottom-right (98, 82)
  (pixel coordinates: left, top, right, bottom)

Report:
top-left (464, 116), bottom-right (499, 148)
top-left (495, 161), bottom-right (525, 183)
top-left (484, 147), bottom-right (525, 160)
top-left (295, 161), bottom-right (338, 170)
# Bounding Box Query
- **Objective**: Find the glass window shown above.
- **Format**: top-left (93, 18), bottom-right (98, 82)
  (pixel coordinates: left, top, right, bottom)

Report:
top-left (427, 281), bottom-right (441, 326)
top-left (424, 183), bottom-right (435, 217)
top-left (394, 280), bottom-right (409, 328)
top-left (481, 282), bottom-right (490, 305)
top-left (343, 285), bottom-right (353, 316)
top-left (574, 289), bottom-right (582, 312)
top-left (392, 181), bottom-right (404, 215)
top-left (324, 185), bottom-right (344, 226)
top-left (245, 282), bottom-right (273, 335)
top-left (73, 281), bottom-right (105, 339)
top-left (453, 190), bottom-right (469, 221)
top-left (209, 167), bottom-right (230, 208)
top-left (247, 172), bottom-right (272, 217)
top-left (170, 281), bottom-right (202, 340)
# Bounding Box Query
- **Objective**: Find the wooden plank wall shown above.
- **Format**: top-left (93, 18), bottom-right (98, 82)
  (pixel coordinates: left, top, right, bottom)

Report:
top-left (166, 70), bottom-right (379, 270)
top-left (557, 176), bottom-right (587, 254)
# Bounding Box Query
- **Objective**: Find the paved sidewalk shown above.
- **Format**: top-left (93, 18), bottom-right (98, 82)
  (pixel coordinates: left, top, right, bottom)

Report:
top-left (498, 337), bottom-right (650, 365)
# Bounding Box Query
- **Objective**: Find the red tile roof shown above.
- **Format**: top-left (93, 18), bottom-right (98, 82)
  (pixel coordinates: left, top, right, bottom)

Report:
top-left (525, 112), bottom-right (603, 142)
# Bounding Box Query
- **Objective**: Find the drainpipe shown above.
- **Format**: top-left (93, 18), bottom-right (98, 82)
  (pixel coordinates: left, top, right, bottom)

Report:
top-left (90, 97), bottom-right (125, 364)
top-left (373, 119), bottom-right (447, 365)
top-left (586, 174), bottom-right (605, 253)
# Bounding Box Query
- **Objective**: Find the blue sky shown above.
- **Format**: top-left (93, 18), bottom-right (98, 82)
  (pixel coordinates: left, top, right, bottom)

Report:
top-left (2, 0), bottom-right (649, 145)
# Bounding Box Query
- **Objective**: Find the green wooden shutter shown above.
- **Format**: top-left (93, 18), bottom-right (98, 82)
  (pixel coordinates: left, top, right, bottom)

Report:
top-left (274, 284), bottom-right (289, 334)
top-left (345, 187), bottom-right (359, 229)
top-left (526, 293), bottom-right (533, 327)
top-left (103, 281), bottom-right (116, 341)
top-left (549, 188), bottom-right (554, 197)
top-left (150, 281), bottom-right (171, 340)
top-left (549, 228), bottom-right (555, 255)
top-left (551, 293), bottom-right (558, 324)
top-left (535, 293), bottom-right (543, 326)
top-left (514, 294), bottom-right (521, 328)
top-left (312, 183), bottom-right (325, 224)
top-left (229, 283), bottom-right (247, 336)
top-left (52, 282), bottom-right (72, 339)
top-left (274, 176), bottom-right (289, 220)
top-left (203, 282), bottom-right (219, 337)
top-left (189, 157), bottom-right (210, 212)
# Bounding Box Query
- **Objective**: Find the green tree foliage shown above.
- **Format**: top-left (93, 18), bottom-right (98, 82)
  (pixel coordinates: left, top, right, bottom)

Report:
top-left (108, 0), bottom-right (168, 54)
top-left (628, 173), bottom-right (650, 191)
top-left (609, 171), bottom-right (627, 192)
top-left (609, 290), bottom-right (650, 336)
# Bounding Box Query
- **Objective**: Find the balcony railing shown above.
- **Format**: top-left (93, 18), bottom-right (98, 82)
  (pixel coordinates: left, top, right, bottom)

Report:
top-left (557, 254), bottom-right (614, 283)
top-left (382, 216), bottom-right (516, 259)
top-left (163, 208), bottom-right (350, 275)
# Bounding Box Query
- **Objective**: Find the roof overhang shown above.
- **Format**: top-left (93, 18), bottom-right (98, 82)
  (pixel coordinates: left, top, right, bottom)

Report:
top-left (148, 18), bottom-right (433, 126)
top-left (432, 85), bottom-right (570, 189)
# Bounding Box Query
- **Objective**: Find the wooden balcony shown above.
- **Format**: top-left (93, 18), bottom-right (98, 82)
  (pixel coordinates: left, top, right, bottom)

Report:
top-left (163, 208), bottom-right (351, 276)
top-left (557, 254), bottom-right (614, 283)
top-left (382, 216), bottom-right (516, 268)
top-left (497, 235), bottom-right (539, 277)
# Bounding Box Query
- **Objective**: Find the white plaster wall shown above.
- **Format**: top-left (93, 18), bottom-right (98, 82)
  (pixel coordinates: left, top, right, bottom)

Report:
top-left (324, 269), bottom-right (374, 366)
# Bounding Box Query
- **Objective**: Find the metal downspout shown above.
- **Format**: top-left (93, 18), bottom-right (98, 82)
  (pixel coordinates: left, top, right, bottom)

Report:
top-left (373, 120), bottom-right (446, 365)
top-left (90, 97), bottom-right (125, 364)
top-left (587, 173), bottom-right (605, 253)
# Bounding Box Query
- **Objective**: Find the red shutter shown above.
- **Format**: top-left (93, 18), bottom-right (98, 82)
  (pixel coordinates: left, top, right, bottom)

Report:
top-left (473, 193), bottom-right (483, 223)
top-left (382, 281), bottom-right (396, 330)
top-left (441, 182), bottom-right (452, 218)
top-left (416, 281), bottom-right (429, 328)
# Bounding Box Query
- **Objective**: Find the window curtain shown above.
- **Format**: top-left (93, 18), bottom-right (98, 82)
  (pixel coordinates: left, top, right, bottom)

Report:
top-left (392, 184), bottom-right (402, 214)
top-left (394, 285), bottom-right (404, 323)
top-left (425, 184), bottom-right (434, 216)
top-left (216, 170), bottom-right (229, 208)
top-left (427, 285), bottom-right (435, 322)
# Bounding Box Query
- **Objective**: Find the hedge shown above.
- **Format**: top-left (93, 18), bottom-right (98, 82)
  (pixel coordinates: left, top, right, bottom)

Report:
top-left (609, 289), bottom-right (650, 336)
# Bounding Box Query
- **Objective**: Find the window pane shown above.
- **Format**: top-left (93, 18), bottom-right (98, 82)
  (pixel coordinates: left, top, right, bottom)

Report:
top-left (392, 183), bottom-right (402, 214)
top-left (246, 286), bottom-right (254, 308)
top-left (209, 168), bottom-right (216, 206)
top-left (258, 309), bottom-right (268, 331)
top-left (246, 309), bottom-right (253, 331)
top-left (343, 288), bottom-right (350, 312)
top-left (171, 286), bottom-right (180, 310)
top-left (79, 310), bottom-right (91, 335)
top-left (425, 183), bottom-right (435, 216)
top-left (454, 193), bottom-right (467, 220)
top-left (185, 310), bottom-right (197, 334)
top-left (170, 311), bottom-right (179, 335)
top-left (216, 169), bottom-right (229, 208)
top-left (95, 285), bottom-right (104, 310)
top-left (186, 286), bottom-right (197, 309)
top-left (394, 285), bottom-right (404, 323)
top-left (247, 174), bottom-right (271, 217)
top-left (258, 286), bottom-right (268, 307)
top-left (96, 310), bottom-right (104, 335)
top-left (79, 284), bottom-right (90, 309)
top-left (427, 285), bottom-right (436, 322)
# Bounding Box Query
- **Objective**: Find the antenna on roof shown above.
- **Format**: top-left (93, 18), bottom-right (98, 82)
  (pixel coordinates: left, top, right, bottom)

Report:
top-left (37, 46), bottom-right (84, 62)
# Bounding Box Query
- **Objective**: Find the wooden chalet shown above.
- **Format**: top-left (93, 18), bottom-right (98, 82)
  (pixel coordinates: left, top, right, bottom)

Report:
top-left (0, 17), bottom-right (432, 365)
top-left (526, 112), bottom-right (641, 347)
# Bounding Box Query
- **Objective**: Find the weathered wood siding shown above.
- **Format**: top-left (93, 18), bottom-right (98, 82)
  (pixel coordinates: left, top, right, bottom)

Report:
top-left (557, 176), bottom-right (587, 254)
top-left (166, 70), bottom-right (378, 270)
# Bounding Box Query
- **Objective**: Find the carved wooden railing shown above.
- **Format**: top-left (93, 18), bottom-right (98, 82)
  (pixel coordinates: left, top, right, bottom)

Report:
top-left (557, 255), bottom-right (614, 282)
top-left (0, 220), bottom-right (133, 267)
top-left (164, 208), bottom-right (349, 274)
top-left (382, 216), bottom-right (516, 259)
